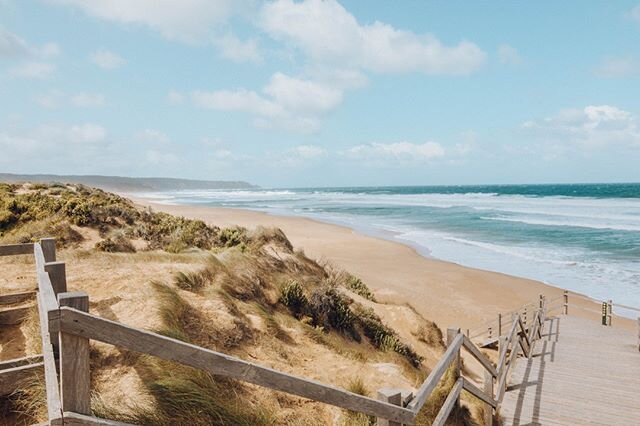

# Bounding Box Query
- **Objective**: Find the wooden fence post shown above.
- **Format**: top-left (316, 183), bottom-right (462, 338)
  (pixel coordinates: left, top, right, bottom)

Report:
top-left (563, 290), bottom-right (569, 315)
top-left (58, 291), bottom-right (91, 415)
top-left (498, 335), bottom-right (508, 368)
top-left (483, 370), bottom-right (493, 426)
top-left (607, 300), bottom-right (613, 326)
top-left (44, 259), bottom-right (66, 357)
top-left (601, 302), bottom-right (608, 326)
top-left (539, 294), bottom-right (544, 309)
top-left (498, 313), bottom-right (502, 337)
top-left (447, 327), bottom-right (461, 410)
top-left (44, 261), bottom-right (67, 296)
top-left (376, 388), bottom-right (402, 426)
top-left (40, 238), bottom-right (56, 263)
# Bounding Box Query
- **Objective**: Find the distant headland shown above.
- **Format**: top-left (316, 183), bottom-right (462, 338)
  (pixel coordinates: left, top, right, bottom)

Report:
top-left (0, 173), bottom-right (258, 192)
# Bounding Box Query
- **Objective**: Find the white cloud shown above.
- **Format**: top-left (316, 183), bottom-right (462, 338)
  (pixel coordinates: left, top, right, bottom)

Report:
top-left (34, 90), bottom-right (65, 109)
top-left (200, 136), bottom-right (224, 147)
top-left (0, 123), bottom-right (188, 175)
top-left (9, 61), bottom-right (56, 79)
top-left (167, 90), bottom-right (185, 105)
top-left (33, 91), bottom-right (105, 108)
top-left (191, 72), bottom-right (347, 133)
top-left (0, 28), bottom-right (59, 58)
top-left (52, 0), bottom-right (237, 42)
top-left (0, 123), bottom-right (106, 157)
top-left (308, 68), bottom-right (369, 90)
top-left (290, 144), bottom-right (326, 159)
top-left (212, 148), bottom-right (232, 159)
top-left (454, 130), bottom-right (477, 156)
top-left (630, 5), bottom-right (640, 24)
top-left (71, 92), bottom-right (105, 107)
top-left (260, 0), bottom-right (486, 75)
top-left (145, 150), bottom-right (179, 165)
top-left (523, 105), bottom-right (640, 149)
top-left (343, 141), bottom-right (446, 163)
top-left (37, 42), bottom-right (61, 58)
top-left (213, 33), bottom-right (262, 63)
top-left (497, 44), bottom-right (522, 65)
top-left (69, 123), bottom-right (107, 143)
top-left (192, 88), bottom-right (282, 117)
top-left (268, 144), bottom-right (327, 167)
top-left (136, 129), bottom-right (171, 145)
top-left (90, 49), bottom-right (125, 69)
top-left (594, 56), bottom-right (640, 78)
top-left (263, 72), bottom-right (343, 114)
top-left (0, 28), bottom-right (29, 57)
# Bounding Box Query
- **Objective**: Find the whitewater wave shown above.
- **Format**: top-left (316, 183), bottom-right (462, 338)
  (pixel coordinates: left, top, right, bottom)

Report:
top-left (484, 216), bottom-right (640, 232)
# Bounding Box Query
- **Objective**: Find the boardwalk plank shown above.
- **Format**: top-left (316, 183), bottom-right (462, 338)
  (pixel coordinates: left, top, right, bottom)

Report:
top-left (500, 315), bottom-right (640, 426)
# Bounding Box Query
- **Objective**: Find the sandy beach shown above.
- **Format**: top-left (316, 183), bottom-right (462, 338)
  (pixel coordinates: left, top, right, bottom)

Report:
top-left (131, 198), bottom-right (634, 332)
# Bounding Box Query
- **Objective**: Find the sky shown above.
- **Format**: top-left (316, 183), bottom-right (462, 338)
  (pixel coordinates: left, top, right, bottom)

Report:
top-left (1, 0), bottom-right (640, 188)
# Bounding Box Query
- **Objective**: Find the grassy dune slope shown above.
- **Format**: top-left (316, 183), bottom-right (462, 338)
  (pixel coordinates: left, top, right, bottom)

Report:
top-left (0, 183), bottom-right (482, 425)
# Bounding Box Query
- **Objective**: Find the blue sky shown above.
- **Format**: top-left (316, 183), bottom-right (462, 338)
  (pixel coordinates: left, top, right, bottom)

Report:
top-left (1, 0), bottom-right (640, 187)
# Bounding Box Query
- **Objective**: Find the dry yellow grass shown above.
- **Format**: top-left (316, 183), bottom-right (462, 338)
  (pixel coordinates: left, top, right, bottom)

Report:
top-left (0, 184), bottom-right (485, 425)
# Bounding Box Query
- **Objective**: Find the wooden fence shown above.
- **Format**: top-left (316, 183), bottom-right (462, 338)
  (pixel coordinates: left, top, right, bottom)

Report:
top-left (1, 239), bottom-right (555, 425)
top-left (469, 287), bottom-right (640, 352)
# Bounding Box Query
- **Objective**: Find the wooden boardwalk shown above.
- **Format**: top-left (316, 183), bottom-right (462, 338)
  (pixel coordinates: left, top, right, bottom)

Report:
top-left (500, 315), bottom-right (640, 425)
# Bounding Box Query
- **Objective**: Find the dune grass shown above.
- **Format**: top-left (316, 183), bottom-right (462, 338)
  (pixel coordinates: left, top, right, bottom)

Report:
top-left (339, 377), bottom-right (375, 426)
top-left (0, 370), bottom-right (48, 425)
top-left (0, 182), bottom-right (455, 424)
top-left (93, 282), bottom-right (274, 426)
top-left (415, 364), bottom-right (477, 426)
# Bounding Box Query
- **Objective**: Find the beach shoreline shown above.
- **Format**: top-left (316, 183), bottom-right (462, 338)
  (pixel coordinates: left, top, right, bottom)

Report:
top-left (129, 195), bottom-right (636, 331)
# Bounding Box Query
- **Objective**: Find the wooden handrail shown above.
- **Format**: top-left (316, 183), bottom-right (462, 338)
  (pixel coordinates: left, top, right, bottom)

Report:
top-left (37, 293), bottom-right (63, 425)
top-left (432, 378), bottom-right (463, 426)
top-left (0, 242), bottom-right (34, 256)
top-left (468, 300), bottom-right (543, 340)
top-left (63, 411), bottom-right (132, 425)
top-left (462, 335), bottom-right (498, 378)
top-left (462, 378), bottom-right (497, 408)
top-left (54, 307), bottom-right (415, 424)
top-left (406, 333), bottom-right (463, 412)
top-left (516, 317), bottom-right (531, 357)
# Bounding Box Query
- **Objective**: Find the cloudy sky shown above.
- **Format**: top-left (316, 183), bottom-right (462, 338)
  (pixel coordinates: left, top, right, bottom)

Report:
top-left (1, 1), bottom-right (640, 187)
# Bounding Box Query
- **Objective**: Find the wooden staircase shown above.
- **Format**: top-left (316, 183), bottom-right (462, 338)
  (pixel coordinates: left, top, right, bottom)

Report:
top-left (500, 314), bottom-right (640, 425)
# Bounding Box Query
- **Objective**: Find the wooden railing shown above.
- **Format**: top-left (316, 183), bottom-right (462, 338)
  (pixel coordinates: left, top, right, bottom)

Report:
top-left (0, 239), bottom-right (551, 425)
top-left (467, 294), bottom-right (554, 345)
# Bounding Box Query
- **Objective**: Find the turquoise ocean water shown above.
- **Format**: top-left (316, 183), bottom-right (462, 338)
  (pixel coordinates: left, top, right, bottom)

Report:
top-left (139, 183), bottom-right (640, 315)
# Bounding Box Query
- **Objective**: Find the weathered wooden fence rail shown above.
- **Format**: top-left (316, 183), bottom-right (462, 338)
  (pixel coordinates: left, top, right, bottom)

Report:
top-left (0, 239), bottom-right (558, 425)
top-left (470, 287), bottom-right (640, 352)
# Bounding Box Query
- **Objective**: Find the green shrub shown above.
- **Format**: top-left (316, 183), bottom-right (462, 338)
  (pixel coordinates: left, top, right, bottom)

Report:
top-left (345, 275), bottom-right (375, 301)
top-left (95, 235), bottom-right (136, 253)
top-left (0, 209), bottom-right (17, 230)
top-left (0, 183), bottom-right (247, 252)
top-left (308, 286), bottom-right (358, 338)
top-left (216, 226), bottom-right (248, 248)
top-left (279, 280), bottom-right (308, 318)
top-left (353, 305), bottom-right (423, 367)
top-left (135, 212), bottom-right (218, 252)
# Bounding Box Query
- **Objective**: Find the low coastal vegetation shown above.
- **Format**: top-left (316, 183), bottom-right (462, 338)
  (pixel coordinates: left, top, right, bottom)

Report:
top-left (0, 183), bottom-right (483, 425)
top-left (0, 182), bottom-right (242, 252)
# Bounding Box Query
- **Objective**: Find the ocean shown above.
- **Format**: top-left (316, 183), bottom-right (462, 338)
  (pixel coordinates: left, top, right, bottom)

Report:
top-left (139, 183), bottom-right (640, 316)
